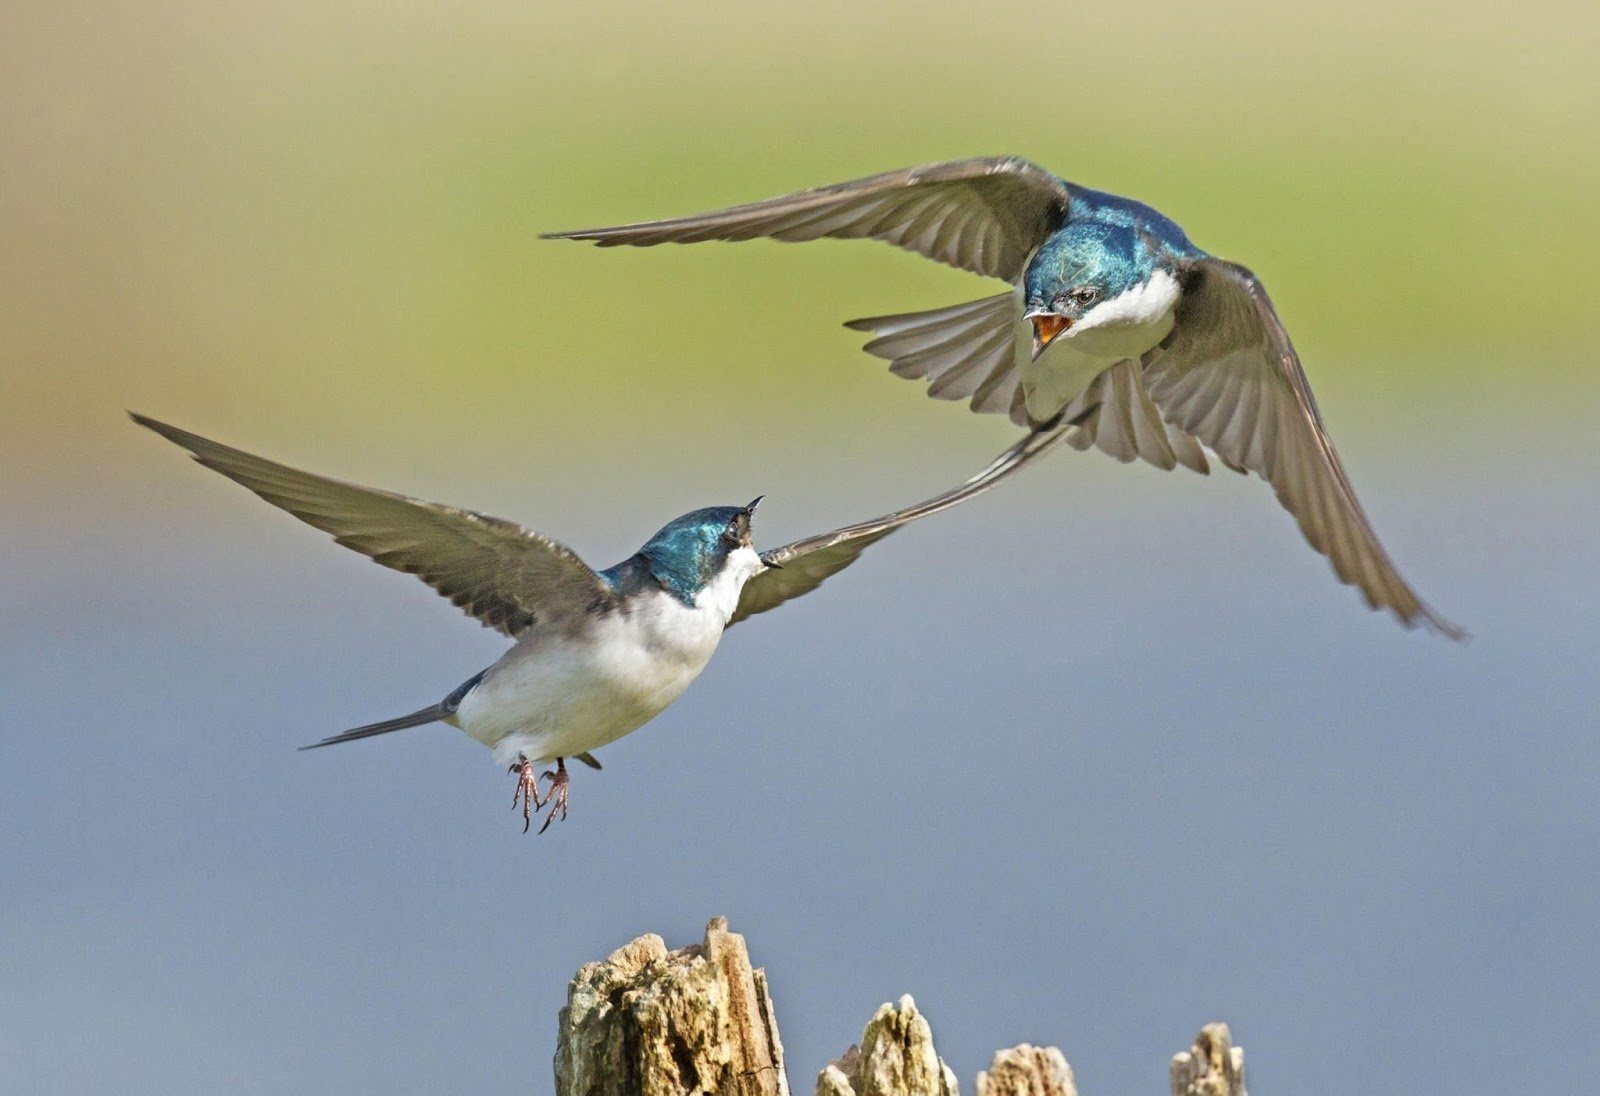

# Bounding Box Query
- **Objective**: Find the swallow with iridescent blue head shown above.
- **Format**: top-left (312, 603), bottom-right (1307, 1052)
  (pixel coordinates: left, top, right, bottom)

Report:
top-left (546, 156), bottom-right (1462, 638)
top-left (132, 412), bottom-right (1065, 832)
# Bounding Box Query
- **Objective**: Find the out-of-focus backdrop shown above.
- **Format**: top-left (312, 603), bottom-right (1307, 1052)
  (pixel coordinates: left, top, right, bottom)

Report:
top-left (3, 3), bottom-right (1596, 1092)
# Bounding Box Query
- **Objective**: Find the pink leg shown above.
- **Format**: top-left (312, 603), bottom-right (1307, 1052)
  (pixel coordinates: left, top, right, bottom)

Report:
top-left (509, 755), bottom-right (572, 834)
top-left (510, 755), bottom-right (540, 834)
top-left (536, 758), bottom-right (571, 835)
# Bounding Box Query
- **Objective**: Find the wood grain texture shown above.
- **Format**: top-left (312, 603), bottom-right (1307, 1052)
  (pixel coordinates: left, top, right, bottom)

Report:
top-left (1169, 1023), bottom-right (1247, 1096)
top-left (976, 1044), bottom-right (1079, 1096)
top-left (556, 919), bottom-right (1246, 1096)
top-left (555, 917), bottom-right (789, 1096)
top-left (816, 996), bottom-right (958, 1096)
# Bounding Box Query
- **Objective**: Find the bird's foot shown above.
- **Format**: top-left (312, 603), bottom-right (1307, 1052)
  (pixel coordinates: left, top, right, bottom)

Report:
top-left (510, 755), bottom-right (541, 834)
top-left (534, 758), bottom-right (570, 835)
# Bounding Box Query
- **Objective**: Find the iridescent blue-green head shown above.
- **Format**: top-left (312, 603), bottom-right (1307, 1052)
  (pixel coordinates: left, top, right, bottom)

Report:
top-left (1022, 222), bottom-right (1166, 359)
top-left (625, 497), bottom-right (764, 605)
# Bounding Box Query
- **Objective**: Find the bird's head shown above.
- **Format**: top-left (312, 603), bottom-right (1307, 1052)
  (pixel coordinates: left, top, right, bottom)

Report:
top-left (1022, 223), bottom-right (1153, 360)
top-left (637, 496), bottom-right (768, 606)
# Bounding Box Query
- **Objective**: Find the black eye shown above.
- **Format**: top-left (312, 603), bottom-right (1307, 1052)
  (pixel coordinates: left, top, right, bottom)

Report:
top-left (1051, 287), bottom-right (1099, 311)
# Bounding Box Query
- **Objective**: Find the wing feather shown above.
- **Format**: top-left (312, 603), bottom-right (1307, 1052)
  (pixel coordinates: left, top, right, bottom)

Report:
top-left (1060, 361), bottom-right (1187, 472)
top-left (545, 156), bottom-right (1073, 282)
top-left (133, 415), bottom-right (613, 637)
top-left (729, 419), bottom-right (1078, 625)
top-left (846, 293), bottom-right (1019, 413)
top-left (1141, 260), bottom-right (1461, 636)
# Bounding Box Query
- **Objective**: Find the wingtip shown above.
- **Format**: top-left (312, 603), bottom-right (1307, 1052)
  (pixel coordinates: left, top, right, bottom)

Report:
top-left (1395, 600), bottom-right (1468, 643)
top-left (540, 228), bottom-right (610, 243)
top-left (129, 413), bottom-right (216, 462)
top-left (1424, 612), bottom-right (1471, 644)
top-left (128, 410), bottom-right (183, 442)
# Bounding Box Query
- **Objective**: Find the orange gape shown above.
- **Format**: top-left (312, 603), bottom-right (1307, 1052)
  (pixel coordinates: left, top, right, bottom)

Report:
top-left (1030, 313), bottom-right (1071, 350)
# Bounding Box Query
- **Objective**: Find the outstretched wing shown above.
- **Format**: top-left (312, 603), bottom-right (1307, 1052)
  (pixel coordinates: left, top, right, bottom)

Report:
top-left (1140, 260), bottom-right (1462, 637)
top-left (545, 156), bottom-right (1072, 282)
top-left (133, 414), bottom-right (614, 637)
top-left (730, 421), bottom-right (1075, 625)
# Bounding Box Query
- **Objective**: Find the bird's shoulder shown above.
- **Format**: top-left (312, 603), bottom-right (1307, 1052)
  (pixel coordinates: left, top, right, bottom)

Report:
top-left (597, 554), bottom-right (656, 603)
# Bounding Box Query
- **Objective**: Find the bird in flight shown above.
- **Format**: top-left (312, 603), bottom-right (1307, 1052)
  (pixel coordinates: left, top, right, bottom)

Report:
top-left (547, 156), bottom-right (1460, 638)
top-left (133, 413), bottom-right (1067, 832)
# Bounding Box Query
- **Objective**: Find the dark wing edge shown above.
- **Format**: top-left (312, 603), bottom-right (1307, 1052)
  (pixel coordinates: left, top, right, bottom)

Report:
top-left (728, 419), bottom-right (1077, 625)
top-left (130, 413), bottom-right (614, 637)
top-left (1145, 262), bottom-right (1464, 639)
top-left (543, 156), bottom-right (1072, 282)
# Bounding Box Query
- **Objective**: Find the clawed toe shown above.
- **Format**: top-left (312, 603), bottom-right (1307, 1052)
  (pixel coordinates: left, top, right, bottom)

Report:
top-left (509, 756), bottom-right (571, 834)
top-left (511, 756), bottom-right (541, 833)
top-left (536, 759), bottom-right (570, 834)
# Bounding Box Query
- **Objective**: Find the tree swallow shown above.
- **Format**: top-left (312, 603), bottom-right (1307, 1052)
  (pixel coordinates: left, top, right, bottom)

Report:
top-left (132, 413), bottom-right (1064, 832)
top-left (546, 156), bottom-right (1461, 637)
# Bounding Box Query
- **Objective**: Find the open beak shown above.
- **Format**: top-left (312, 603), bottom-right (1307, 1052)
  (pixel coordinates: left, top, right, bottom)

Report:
top-left (739, 496), bottom-right (764, 549)
top-left (1027, 311), bottom-right (1072, 361)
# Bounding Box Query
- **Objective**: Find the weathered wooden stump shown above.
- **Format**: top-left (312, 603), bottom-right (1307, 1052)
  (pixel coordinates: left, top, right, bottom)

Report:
top-left (555, 917), bottom-right (788, 1095)
top-left (816, 996), bottom-right (957, 1096)
top-left (976, 1044), bottom-right (1078, 1096)
top-left (1169, 1022), bottom-right (1246, 1096)
top-left (555, 918), bottom-right (1246, 1096)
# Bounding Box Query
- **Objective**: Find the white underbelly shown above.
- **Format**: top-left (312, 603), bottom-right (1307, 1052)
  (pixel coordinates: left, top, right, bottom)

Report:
top-left (451, 600), bottom-right (725, 766)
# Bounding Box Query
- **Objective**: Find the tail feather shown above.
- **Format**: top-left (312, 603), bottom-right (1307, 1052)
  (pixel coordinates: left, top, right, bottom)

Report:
top-left (845, 293), bottom-right (1020, 415)
top-left (298, 704), bottom-right (450, 750)
top-left (301, 668), bottom-right (485, 751)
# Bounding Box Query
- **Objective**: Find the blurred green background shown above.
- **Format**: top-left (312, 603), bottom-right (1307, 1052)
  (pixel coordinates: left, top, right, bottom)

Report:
top-left (3, 4), bottom-right (1598, 1095)
top-left (5, 0), bottom-right (1598, 500)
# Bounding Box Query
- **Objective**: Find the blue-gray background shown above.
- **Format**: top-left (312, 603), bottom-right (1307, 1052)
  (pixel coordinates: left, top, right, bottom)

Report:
top-left (3, 3), bottom-right (1597, 1093)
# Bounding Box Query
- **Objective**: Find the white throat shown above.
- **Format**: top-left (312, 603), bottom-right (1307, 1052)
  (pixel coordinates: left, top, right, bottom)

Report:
top-left (694, 545), bottom-right (764, 623)
top-left (1069, 268), bottom-right (1181, 343)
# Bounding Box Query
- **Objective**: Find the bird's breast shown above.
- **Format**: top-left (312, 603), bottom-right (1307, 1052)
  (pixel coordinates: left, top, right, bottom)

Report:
top-left (624, 588), bottom-right (729, 669)
top-left (449, 594), bottom-right (726, 760)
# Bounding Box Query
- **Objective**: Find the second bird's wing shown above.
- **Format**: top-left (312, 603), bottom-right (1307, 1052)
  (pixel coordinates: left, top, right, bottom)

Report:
top-left (729, 422), bottom-right (1074, 625)
top-left (544, 156), bottom-right (1072, 282)
top-left (133, 414), bottom-right (615, 637)
top-left (1140, 259), bottom-right (1462, 637)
